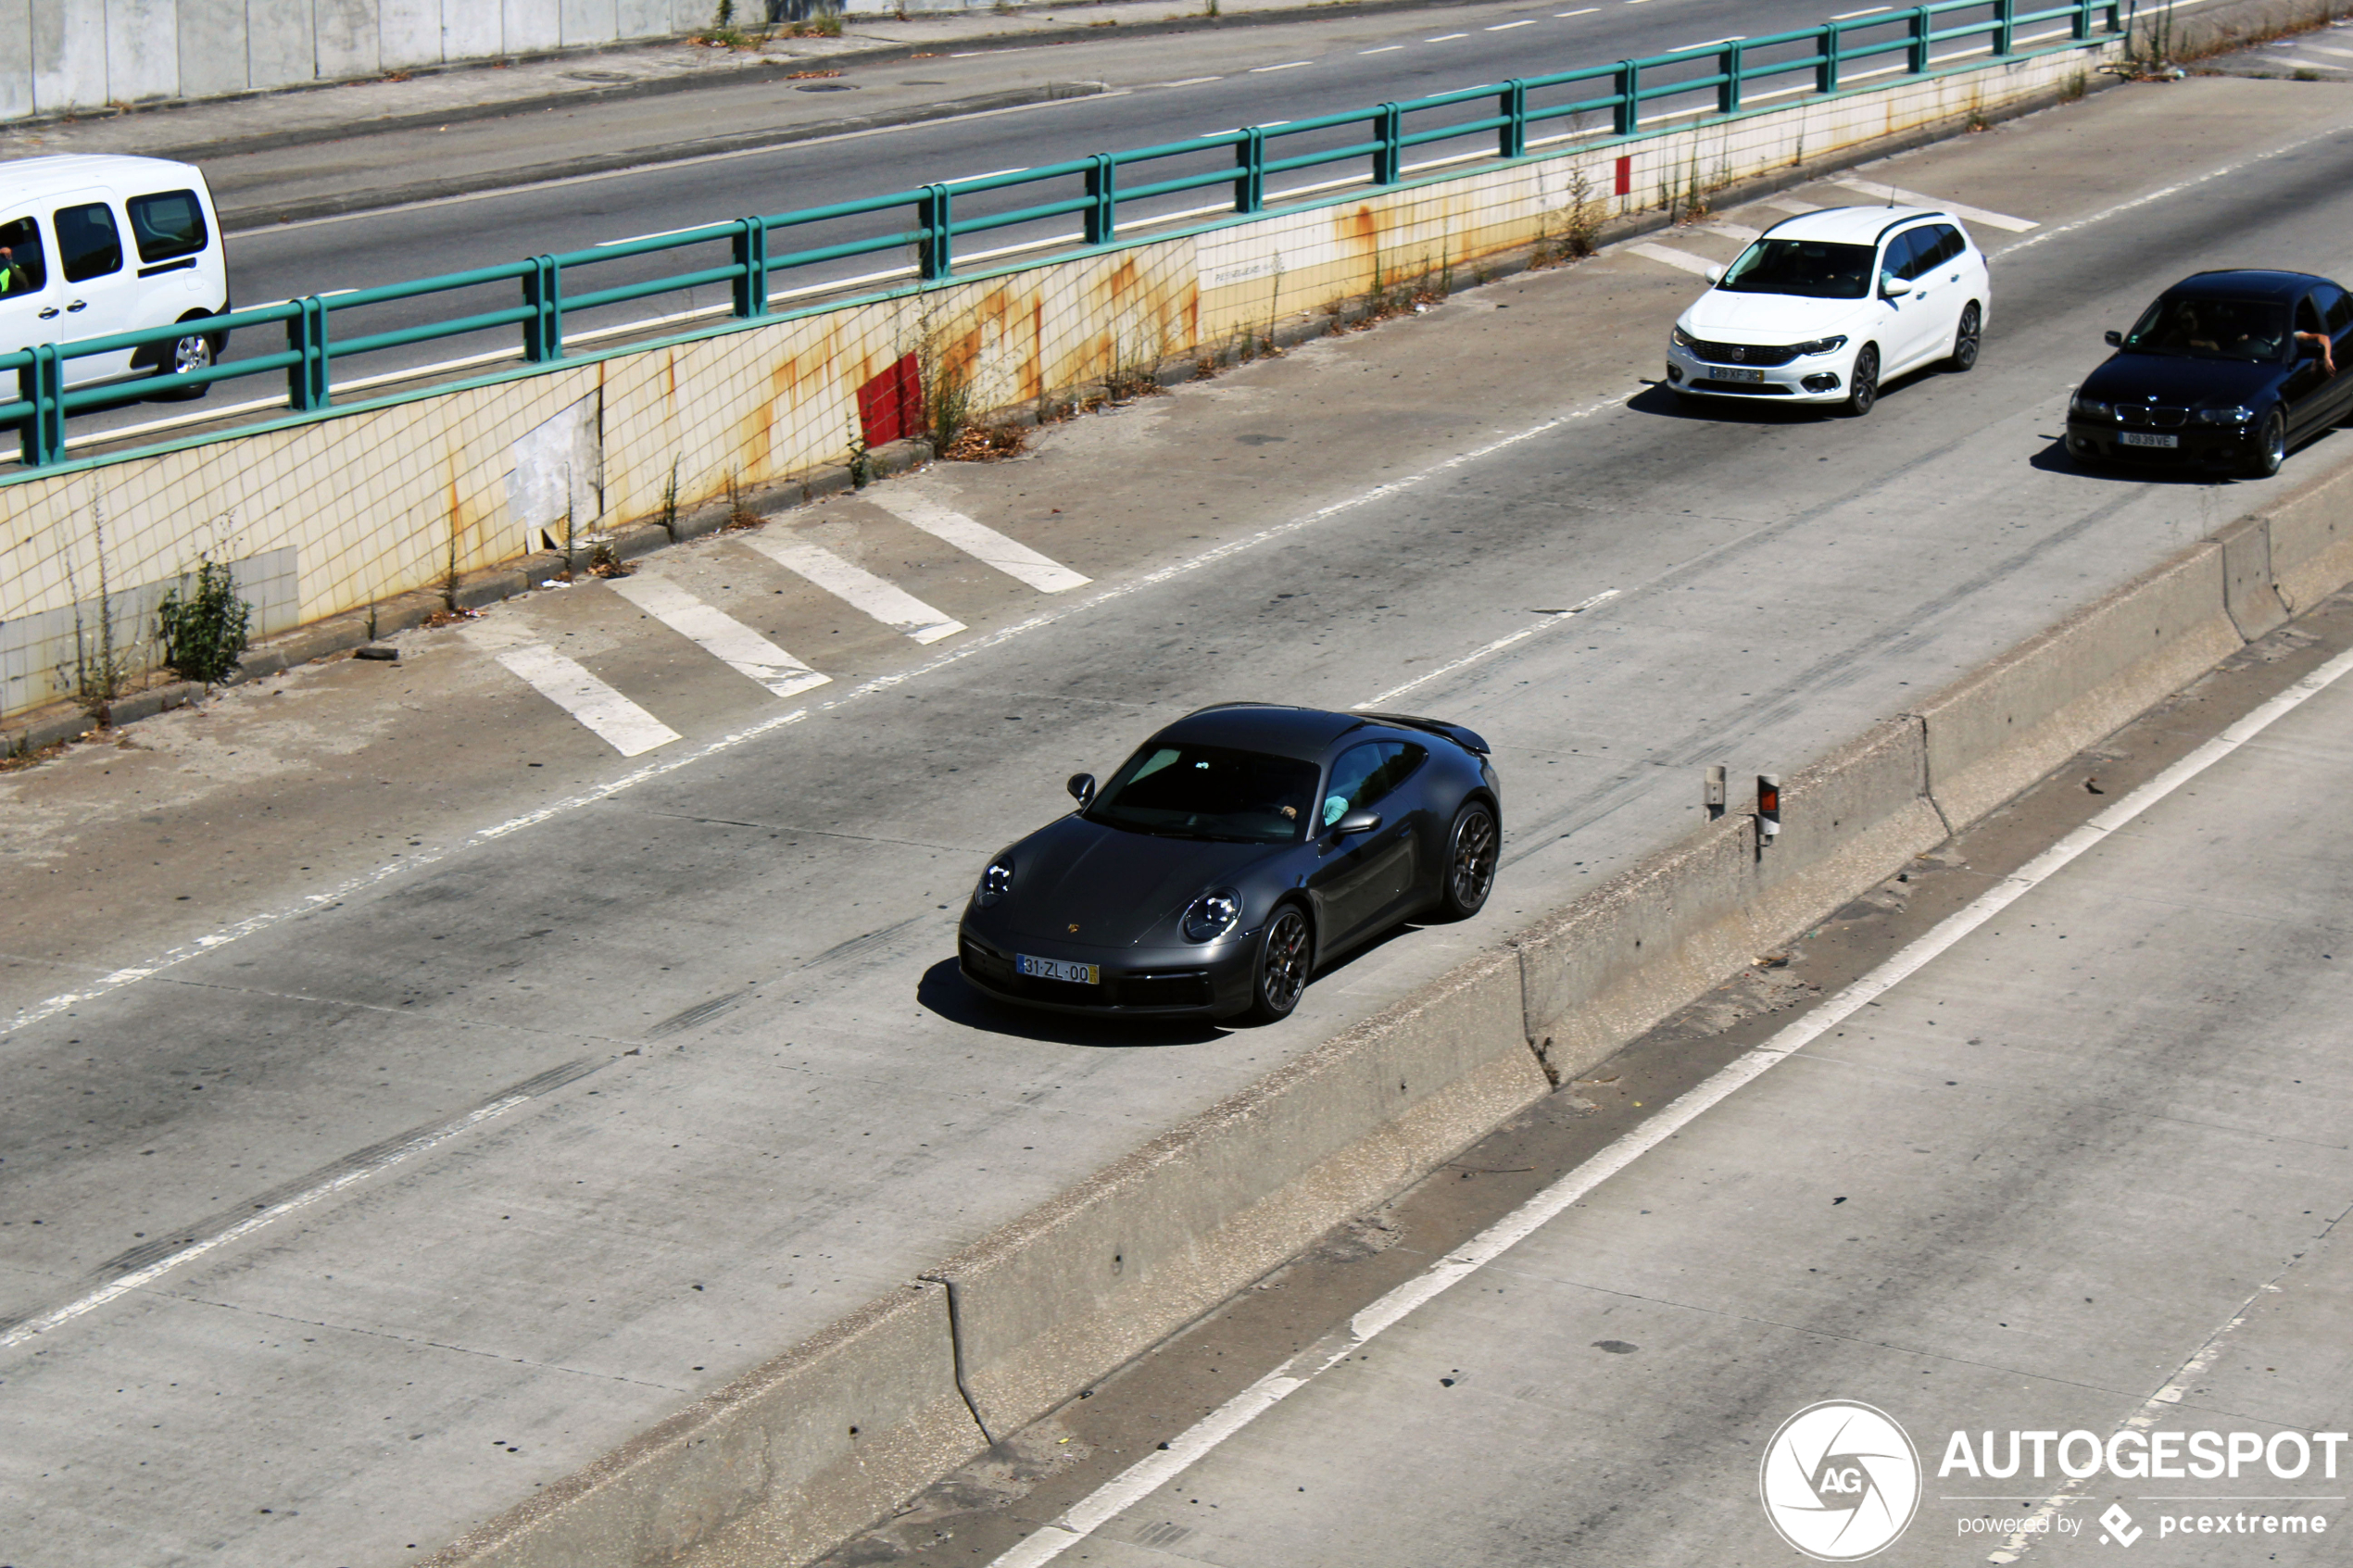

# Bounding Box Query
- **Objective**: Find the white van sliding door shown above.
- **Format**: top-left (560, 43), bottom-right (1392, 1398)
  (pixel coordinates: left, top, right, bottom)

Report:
top-left (49, 193), bottom-right (142, 386)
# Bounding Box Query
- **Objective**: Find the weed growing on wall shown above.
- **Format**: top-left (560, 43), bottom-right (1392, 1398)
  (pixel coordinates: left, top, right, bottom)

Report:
top-left (156, 558), bottom-right (250, 686)
top-left (63, 495), bottom-right (127, 722)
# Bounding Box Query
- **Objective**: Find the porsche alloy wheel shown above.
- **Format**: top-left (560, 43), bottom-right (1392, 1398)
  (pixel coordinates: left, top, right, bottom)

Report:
top-left (1247, 905), bottom-right (1312, 1022)
top-left (1439, 800), bottom-right (1498, 921)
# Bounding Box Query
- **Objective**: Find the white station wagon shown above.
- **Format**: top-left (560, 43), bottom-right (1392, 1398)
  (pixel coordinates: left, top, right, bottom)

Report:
top-left (0, 153), bottom-right (231, 395)
top-left (1664, 205), bottom-right (1991, 416)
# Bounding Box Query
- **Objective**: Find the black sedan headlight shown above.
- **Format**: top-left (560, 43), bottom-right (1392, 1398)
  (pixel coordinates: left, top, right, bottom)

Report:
top-left (2069, 391), bottom-right (2113, 420)
top-left (2195, 405), bottom-right (2255, 425)
top-left (975, 856), bottom-right (1014, 907)
top-left (1791, 334), bottom-right (1848, 357)
top-left (1181, 888), bottom-right (1242, 943)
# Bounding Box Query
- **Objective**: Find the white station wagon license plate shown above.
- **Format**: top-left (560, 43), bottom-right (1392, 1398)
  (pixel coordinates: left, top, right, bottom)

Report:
top-left (2120, 431), bottom-right (2179, 448)
top-left (1018, 954), bottom-right (1101, 985)
top-left (1713, 366), bottom-right (1767, 383)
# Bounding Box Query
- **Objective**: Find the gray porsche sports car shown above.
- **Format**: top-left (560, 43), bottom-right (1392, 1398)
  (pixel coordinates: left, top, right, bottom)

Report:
top-left (957, 703), bottom-right (1502, 1022)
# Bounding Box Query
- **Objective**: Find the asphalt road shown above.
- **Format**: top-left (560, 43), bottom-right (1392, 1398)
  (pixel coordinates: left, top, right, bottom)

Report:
top-left (6, 75), bottom-right (2353, 1568)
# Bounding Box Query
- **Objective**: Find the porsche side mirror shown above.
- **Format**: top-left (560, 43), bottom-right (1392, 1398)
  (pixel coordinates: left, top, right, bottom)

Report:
top-left (2104, 330), bottom-right (2123, 347)
top-left (1333, 809), bottom-right (1381, 837)
top-left (1067, 772), bottom-right (1096, 809)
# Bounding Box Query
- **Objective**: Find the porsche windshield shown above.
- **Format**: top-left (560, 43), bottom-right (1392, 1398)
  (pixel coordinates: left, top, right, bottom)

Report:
top-left (1718, 239), bottom-right (1874, 300)
top-left (1089, 743), bottom-right (1319, 844)
top-left (2122, 296), bottom-right (2290, 362)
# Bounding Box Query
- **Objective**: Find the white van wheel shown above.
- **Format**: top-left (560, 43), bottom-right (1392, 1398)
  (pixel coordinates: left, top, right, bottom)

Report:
top-left (157, 331), bottom-right (212, 401)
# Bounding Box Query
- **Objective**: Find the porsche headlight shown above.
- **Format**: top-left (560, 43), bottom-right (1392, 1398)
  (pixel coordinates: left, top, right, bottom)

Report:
top-left (1181, 888), bottom-right (1242, 943)
top-left (976, 856), bottom-right (1014, 908)
top-left (1791, 334), bottom-right (1848, 357)
top-left (2196, 405), bottom-right (2255, 425)
top-left (2070, 391), bottom-right (2112, 420)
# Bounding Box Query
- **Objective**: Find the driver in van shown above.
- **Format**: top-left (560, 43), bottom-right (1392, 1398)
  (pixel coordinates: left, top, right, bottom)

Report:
top-left (0, 245), bottom-right (28, 296)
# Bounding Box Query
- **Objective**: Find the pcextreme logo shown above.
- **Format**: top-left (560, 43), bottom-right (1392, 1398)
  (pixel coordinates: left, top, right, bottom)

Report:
top-left (1760, 1400), bottom-right (1924, 1562)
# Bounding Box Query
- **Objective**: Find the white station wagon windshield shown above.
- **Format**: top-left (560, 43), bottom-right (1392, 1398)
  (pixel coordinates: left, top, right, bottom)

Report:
top-left (1718, 238), bottom-right (1875, 301)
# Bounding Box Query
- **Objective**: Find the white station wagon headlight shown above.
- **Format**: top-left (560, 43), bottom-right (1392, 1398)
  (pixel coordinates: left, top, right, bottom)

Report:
top-left (1671, 324), bottom-right (1699, 349)
top-left (1790, 335), bottom-right (1849, 357)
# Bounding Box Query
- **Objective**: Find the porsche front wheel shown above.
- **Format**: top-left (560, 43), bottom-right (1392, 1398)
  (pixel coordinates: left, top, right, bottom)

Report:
top-left (1438, 800), bottom-right (1499, 921)
top-left (1245, 904), bottom-right (1312, 1022)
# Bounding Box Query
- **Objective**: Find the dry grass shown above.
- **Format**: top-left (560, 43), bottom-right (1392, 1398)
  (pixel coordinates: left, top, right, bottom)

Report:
top-left (942, 424), bottom-right (1030, 461)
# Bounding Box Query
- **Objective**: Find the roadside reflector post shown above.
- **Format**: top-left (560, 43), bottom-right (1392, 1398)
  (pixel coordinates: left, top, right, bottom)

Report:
top-left (1756, 772), bottom-right (1781, 851)
top-left (1705, 764), bottom-right (1727, 821)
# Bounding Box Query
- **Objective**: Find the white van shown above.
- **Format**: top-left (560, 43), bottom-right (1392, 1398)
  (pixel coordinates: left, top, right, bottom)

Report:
top-left (0, 154), bottom-right (231, 397)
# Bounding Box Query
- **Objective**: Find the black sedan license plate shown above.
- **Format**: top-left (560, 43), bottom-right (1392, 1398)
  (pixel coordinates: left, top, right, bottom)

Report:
top-left (1017, 954), bottom-right (1100, 985)
top-left (1715, 366), bottom-right (1767, 383)
top-left (2120, 431), bottom-right (2179, 448)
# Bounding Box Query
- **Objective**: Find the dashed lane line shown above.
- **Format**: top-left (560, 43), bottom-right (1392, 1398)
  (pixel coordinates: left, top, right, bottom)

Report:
top-left (866, 492), bottom-right (1091, 594)
top-left (465, 631), bottom-right (682, 756)
top-left (607, 574), bottom-right (832, 697)
top-left (735, 533), bottom-right (968, 644)
top-left (1629, 241), bottom-right (1719, 276)
top-left (1832, 178), bottom-right (2039, 232)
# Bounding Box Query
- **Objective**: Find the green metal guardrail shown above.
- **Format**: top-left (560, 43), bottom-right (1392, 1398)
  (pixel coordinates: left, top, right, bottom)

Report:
top-left (3, 0), bottom-right (2121, 471)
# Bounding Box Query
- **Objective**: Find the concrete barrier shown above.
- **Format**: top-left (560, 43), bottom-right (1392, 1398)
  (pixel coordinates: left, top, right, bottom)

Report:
top-left (1913, 544), bottom-right (2242, 832)
top-left (1517, 718), bottom-right (1944, 1082)
top-left (424, 1283), bottom-right (985, 1568)
top-left (926, 952), bottom-right (1547, 1439)
top-left (2264, 458), bottom-right (2353, 618)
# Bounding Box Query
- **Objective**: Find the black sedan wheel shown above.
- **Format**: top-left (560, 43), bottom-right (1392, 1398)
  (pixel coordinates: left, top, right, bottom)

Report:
top-left (1246, 904), bottom-right (1313, 1022)
top-left (1947, 303), bottom-right (1982, 372)
top-left (2246, 408), bottom-right (2286, 479)
top-left (1438, 800), bottom-right (1498, 921)
top-left (1843, 345), bottom-right (1880, 417)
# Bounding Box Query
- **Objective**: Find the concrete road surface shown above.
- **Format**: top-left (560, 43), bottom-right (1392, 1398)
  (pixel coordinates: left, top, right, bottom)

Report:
top-left (6, 75), bottom-right (2353, 1567)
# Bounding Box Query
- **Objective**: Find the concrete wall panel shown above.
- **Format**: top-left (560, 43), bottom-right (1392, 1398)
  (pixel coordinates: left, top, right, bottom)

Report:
top-left (503, 0), bottom-right (560, 53)
top-left (379, 0), bottom-right (441, 68)
top-left (245, 0), bottom-right (319, 88)
top-left (442, 0), bottom-right (500, 63)
top-left (176, 0), bottom-right (251, 99)
top-left (615, 0), bottom-right (666, 39)
top-left (561, 0), bottom-right (617, 46)
top-left (30, 0), bottom-right (108, 115)
top-left (0, 0), bottom-right (35, 119)
top-left (313, 0), bottom-right (381, 78)
top-left (107, 0), bottom-right (184, 101)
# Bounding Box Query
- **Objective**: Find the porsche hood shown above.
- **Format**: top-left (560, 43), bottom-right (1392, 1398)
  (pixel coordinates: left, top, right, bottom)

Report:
top-left (987, 816), bottom-right (1280, 944)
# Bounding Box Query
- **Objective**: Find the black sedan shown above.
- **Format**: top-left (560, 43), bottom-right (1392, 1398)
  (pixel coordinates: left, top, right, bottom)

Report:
top-left (958, 704), bottom-right (1503, 1022)
top-left (2066, 270), bottom-right (2353, 478)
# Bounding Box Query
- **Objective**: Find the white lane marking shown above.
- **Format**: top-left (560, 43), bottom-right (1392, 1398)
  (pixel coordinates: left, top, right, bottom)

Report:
top-left (470, 633), bottom-right (681, 756)
top-left (2292, 41), bottom-right (2353, 58)
top-left (595, 221), bottom-right (720, 248)
top-left (1153, 74), bottom-right (1226, 85)
top-left (1426, 32), bottom-right (1468, 41)
top-left (1359, 44), bottom-right (1403, 53)
top-left (1832, 178), bottom-right (2039, 232)
top-left (607, 575), bottom-right (831, 697)
top-left (1, 391), bottom-right (1636, 1043)
top-left (992, 640), bottom-right (2353, 1568)
top-left (1993, 121), bottom-right (2353, 258)
top-left (1487, 19), bottom-right (1536, 29)
top-left (735, 533), bottom-right (966, 644)
top-left (1359, 591), bottom-right (1617, 709)
top-left (865, 492), bottom-right (1090, 593)
top-left (946, 166), bottom-right (1028, 184)
top-left (1672, 34), bottom-right (1745, 51)
top-left (1556, 7), bottom-right (1599, 15)
top-left (1250, 60), bottom-right (1314, 72)
top-left (1629, 241), bottom-right (1719, 276)
top-left (0, 1088), bottom-right (541, 1352)
top-left (1763, 196), bottom-right (1822, 213)
top-left (1831, 5), bottom-right (1890, 16)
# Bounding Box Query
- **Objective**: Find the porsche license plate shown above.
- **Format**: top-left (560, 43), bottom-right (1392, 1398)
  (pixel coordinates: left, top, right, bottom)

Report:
top-left (1018, 954), bottom-right (1100, 985)
top-left (1713, 366), bottom-right (1767, 383)
top-left (2120, 431), bottom-right (2179, 449)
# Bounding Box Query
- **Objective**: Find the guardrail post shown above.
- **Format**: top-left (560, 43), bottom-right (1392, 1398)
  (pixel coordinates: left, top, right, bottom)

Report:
top-left (1233, 128), bottom-right (1265, 214)
top-left (1372, 102), bottom-right (1403, 184)
top-left (1614, 58), bottom-right (1642, 136)
top-left (2070, 0), bottom-right (2093, 39)
top-left (1497, 80), bottom-right (1527, 158)
top-left (17, 344), bottom-right (64, 468)
top-left (1719, 40), bottom-right (1744, 112)
top-left (285, 296), bottom-right (330, 413)
top-left (1084, 155), bottom-right (1117, 245)
top-left (1818, 19), bottom-right (1843, 92)
top-left (523, 255), bottom-right (563, 362)
top-left (917, 183), bottom-right (952, 280)
top-left (733, 217), bottom-right (770, 318)
top-left (1908, 6), bottom-right (1932, 73)
top-left (1994, 0), bottom-right (2015, 55)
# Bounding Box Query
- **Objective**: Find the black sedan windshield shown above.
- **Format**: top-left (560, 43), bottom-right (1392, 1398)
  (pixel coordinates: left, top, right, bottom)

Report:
top-left (2123, 296), bottom-right (2288, 362)
top-left (1718, 239), bottom-right (1873, 300)
top-left (1089, 743), bottom-right (1318, 843)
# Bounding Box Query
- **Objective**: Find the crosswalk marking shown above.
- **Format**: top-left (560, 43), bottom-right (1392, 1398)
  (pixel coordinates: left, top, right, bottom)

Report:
top-left (1629, 241), bottom-right (1719, 276)
top-left (1762, 196), bottom-right (1821, 214)
top-left (1831, 179), bottom-right (2038, 232)
top-left (1701, 221), bottom-right (1762, 241)
top-left (867, 492), bottom-right (1092, 594)
top-left (465, 631), bottom-right (680, 756)
top-left (736, 533), bottom-right (967, 644)
top-left (608, 574), bottom-right (831, 697)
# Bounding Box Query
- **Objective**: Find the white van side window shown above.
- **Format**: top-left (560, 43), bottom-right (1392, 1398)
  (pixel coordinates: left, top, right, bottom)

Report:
top-left (129, 189), bottom-right (208, 267)
top-left (55, 202), bottom-right (124, 283)
top-left (0, 215), bottom-right (48, 295)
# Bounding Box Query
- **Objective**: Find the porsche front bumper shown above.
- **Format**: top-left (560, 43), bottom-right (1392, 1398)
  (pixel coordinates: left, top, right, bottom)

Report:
top-left (957, 916), bottom-right (1258, 1018)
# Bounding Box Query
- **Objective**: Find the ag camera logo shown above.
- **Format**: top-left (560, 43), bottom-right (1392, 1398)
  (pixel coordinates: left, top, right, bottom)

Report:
top-left (1760, 1400), bottom-right (1922, 1561)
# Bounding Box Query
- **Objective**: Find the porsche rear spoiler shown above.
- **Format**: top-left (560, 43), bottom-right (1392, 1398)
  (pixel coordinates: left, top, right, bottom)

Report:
top-left (1360, 711), bottom-right (1491, 756)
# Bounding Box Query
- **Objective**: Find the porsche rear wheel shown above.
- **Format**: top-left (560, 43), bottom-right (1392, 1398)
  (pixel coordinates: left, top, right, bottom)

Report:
top-left (1245, 904), bottom-right (1312, 1022)
top-left (1438, 799), bottom-right (1499, 921)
